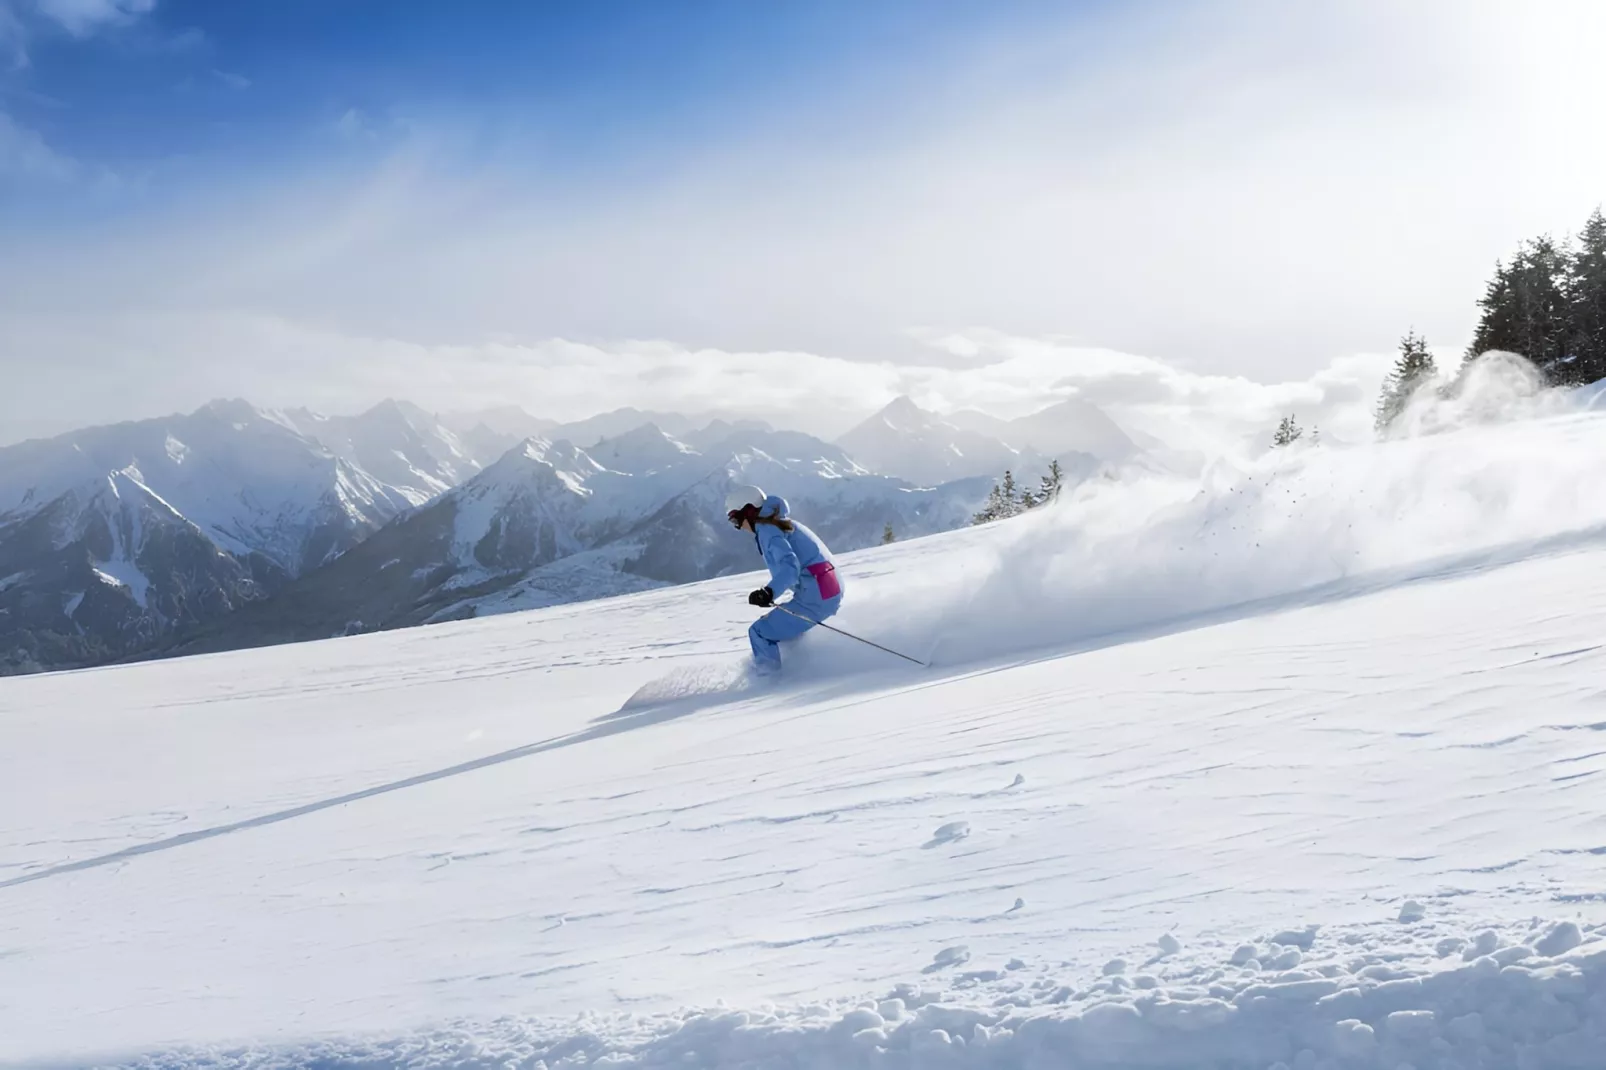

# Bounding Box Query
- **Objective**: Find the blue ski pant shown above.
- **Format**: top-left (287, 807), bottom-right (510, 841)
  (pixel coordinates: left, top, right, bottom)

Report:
top-left (749, 594), bottom-right (841, 671)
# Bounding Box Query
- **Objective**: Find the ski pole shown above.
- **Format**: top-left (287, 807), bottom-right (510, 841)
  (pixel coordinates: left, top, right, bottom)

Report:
top-left (768, 602), bottom-right (928, 667)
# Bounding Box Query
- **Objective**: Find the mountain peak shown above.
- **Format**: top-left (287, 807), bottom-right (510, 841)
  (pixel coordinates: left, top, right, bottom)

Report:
top-left (871, 395), bottom-right (939, 435)
top-left (585, 423), bottom-right (700, 475)
top-left (608, 421), bottom-right (666, 441)
top-left (1008, 398), bottom-right (1138, 461)
top-left (196, 398), bottom-right (262, 423)
top-left (501, 436), bottom-right (556, 466)
top-left (880, 395), bottom-right (925, 419)
top-left (477, 435), bottom-right (597, 477)
top-left (550, 408), bottom-right (699, 447)
top-left (362, 398), bottom-right (431, 426)
top-left (836, 396), bottom-right (1030, 486)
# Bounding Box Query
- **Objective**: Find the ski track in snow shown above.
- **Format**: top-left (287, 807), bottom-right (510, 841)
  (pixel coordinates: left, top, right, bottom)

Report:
top-left (7, 407), bottom-right (1606, 1068)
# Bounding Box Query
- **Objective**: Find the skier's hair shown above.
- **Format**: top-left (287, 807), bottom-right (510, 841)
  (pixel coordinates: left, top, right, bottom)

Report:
top-left (728, 501), bottom-right (794, 532)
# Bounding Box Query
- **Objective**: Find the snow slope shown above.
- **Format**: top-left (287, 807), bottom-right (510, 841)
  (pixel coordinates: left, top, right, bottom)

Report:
top-left (5, 387), bottom-right (1606, 1068)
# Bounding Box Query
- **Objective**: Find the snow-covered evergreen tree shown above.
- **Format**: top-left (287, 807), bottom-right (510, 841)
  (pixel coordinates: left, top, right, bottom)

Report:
top-left (971, 482), bottom-right (1006, 525)
top-left (971, 469), bottom-right (1027, 524)
top-left (1375, 330), bottom-right (1438, 434)
top-left (1031, 459), bottom-right (1065, 506)
top-left (1272, 415), bottom-right (1303, 448)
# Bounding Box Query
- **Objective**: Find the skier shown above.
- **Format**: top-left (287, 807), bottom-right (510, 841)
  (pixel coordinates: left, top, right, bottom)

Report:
top-left (725, 485), bottom-right (843, 674)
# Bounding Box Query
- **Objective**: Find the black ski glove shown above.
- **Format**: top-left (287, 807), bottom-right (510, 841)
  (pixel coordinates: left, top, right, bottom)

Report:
top-left (748, 586), bottom-right (775, 608)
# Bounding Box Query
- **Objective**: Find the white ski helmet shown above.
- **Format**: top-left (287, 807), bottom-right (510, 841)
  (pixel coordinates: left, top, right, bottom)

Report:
top-left (724, 484), bottom-right (767, 520)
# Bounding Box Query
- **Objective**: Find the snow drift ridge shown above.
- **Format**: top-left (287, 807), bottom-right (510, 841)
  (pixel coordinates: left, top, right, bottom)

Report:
top-left (80, 915), bottom-right (1606, 1069)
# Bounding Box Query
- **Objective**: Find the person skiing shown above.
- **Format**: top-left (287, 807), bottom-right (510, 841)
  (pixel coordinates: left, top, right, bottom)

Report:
top-left (725, 485), bottom-right (843, 674)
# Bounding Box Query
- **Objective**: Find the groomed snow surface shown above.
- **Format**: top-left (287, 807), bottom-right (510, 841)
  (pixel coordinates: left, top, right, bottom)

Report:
top-left (6, 370), bottom-right (1606, 1069)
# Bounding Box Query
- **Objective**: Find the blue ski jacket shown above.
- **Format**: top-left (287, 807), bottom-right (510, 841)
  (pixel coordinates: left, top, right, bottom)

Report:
top-left (753, 495), bottom-right (842, 603)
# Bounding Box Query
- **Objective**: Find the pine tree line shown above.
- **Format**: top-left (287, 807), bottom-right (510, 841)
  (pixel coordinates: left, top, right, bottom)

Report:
top-left (971, 460), bottom-right (1066, 525)
top-left (1464, 207), bottom-right (1606, 387)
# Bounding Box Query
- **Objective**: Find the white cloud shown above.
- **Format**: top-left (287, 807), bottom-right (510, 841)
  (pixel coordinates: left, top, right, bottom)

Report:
top-left (0, 0), bottom-right (157, 65)
top-left (34, 0), bottom-right (154, 38)
top-left (333, 107), bottom-right (377, 141)
top-left (0, 110), bottom-right (74, 180)
top-left (0, 306), bottom-right (1393, 457)
top-left (211, 68), bottom-right (249, 90)
top-left (161, 25), bottom-right (205, 52)
top-left (894, 329), bottom-right (1390, 453)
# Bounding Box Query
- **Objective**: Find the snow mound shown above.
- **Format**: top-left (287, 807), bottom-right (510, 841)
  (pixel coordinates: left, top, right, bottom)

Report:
top-left (82, 919), bottom-right (1606, 1069)
top-left (618, 657), bottom-right (765, 709)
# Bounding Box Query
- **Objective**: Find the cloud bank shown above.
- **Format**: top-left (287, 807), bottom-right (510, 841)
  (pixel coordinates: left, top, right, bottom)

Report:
top-left (0, 305), bottom-right (1395, 455)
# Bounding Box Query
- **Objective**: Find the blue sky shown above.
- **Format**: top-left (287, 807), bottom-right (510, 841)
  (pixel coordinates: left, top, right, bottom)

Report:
top-left (2, 1), bottom-right (1604, 445)
top-left (4, 0), bottom-right (1095, 210)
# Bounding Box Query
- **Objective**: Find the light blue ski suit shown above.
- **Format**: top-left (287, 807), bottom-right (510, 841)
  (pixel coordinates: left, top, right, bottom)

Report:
top-left (747, 495), bottom-right (843, 672)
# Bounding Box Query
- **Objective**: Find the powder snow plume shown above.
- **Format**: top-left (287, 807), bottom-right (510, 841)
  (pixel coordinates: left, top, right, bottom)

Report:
top-left (812, 354), bottom-right (1606, 673)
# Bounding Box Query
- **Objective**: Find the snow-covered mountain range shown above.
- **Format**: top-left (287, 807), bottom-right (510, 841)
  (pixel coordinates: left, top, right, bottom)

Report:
top-left (0, 399), bottom-right (504, 673)
top-left (836, 395), bottom-right (1136, 486)
top-left (164, 424), bottom-right (992, 657)
top-left (0, 399), bottom-right (416, 576)
top-left (1, 394), bottom-right (1136, 674)
top-left (279, 399), bottom-right (487, 504)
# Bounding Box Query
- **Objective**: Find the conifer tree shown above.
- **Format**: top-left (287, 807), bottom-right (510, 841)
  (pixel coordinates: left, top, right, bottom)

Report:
top-left (1467, 238), bottom-right (1570, 376)
top-left (1375, 330), bottom-right (1438, 434)
top-left (1036, 459), bottom-right (1065, 505)
top-left (1567, 208), bottom-right (1606, 385)
top-left (881, 522), bottom-right (896, 545)
top-left (1468, 258), bottom-right (1517, 361)
top-left (971, 481), bottom-right (1006, 525)
top-left (1272, 415), bottom-right (1303, 447)
top-left (972, 470), bottom-right (1028, 524)
top-left (1000, 470), bottom-right (1021, 517)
